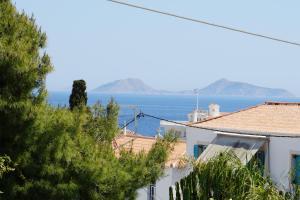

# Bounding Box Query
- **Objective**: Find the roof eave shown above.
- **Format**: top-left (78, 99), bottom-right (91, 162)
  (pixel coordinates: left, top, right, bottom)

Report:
top-left (193, 126), bottom-right (300, 138)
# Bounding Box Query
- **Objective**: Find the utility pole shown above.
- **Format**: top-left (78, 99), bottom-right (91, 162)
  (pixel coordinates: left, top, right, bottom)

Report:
top-left (127, 105), bottom-right (138, 133)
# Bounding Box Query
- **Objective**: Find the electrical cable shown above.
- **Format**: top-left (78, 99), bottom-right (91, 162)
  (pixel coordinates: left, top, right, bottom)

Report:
top-left (107, 0), bottom-right (300, 47)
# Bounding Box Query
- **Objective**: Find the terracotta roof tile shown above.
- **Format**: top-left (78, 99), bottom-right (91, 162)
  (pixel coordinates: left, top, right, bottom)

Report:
top-left (114, 133), bottom-right (186, 168)
top-left (193, 102), bottom-right (300, 136)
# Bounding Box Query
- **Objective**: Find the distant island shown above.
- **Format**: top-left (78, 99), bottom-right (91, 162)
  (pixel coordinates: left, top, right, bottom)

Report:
top-left (93, 78), bottom-right (159, 94)
top-left (92, 78), bottom-right (294, 98)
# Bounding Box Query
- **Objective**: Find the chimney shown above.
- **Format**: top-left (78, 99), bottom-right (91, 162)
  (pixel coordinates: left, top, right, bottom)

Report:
top-left (209, 104), bottom-right (220, 117)
top-left (192, 110), bottom-right (198, 122)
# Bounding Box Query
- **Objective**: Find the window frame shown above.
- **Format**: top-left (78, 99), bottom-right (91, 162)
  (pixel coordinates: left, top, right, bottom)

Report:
top-left (290, 152), bottom-right (300, 185)
top-left (148, 182), bottom-right (156, 200)
top-left (194, 143), bottom-right (209, 159)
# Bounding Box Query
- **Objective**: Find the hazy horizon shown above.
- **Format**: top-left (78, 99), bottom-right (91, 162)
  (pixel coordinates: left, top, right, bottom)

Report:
top-left (13, 0), bottom-right (300, 95)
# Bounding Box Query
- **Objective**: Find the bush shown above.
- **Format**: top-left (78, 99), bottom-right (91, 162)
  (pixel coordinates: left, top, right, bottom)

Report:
top-left (174, 153), bottom-right (292, 200)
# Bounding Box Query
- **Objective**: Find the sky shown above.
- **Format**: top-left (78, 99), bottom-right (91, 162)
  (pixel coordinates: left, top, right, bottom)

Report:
top-left (13, 0), bottom-right (300, 95)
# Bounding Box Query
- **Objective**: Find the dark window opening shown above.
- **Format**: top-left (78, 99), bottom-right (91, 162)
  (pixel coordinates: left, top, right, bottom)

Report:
top-left (292, 155), bottom-right (300, 185)
top-left (194, 144), bottom-right (207, 159)
top-left (248, 150), bottom-right (265, 175)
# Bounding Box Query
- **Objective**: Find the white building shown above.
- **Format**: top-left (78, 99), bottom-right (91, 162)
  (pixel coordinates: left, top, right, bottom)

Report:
top-left (160, 104), bottom-right (222, 139)
top-left (163, 102), bottom-right (300, 191)
top-left (114, 133), bottom-right (189, 200)
top-left (115, 102), bottom-right (300, 198)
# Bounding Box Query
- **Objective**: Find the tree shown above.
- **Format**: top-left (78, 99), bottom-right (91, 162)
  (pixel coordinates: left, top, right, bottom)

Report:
top-left (69, 79), bottom-right (87, 110)
top-left (0, 1), bottom-right (174, 199)
top-left (0, 0), bottom-right (52, 157)
top-left (0, 155), bottom-right (14, 194)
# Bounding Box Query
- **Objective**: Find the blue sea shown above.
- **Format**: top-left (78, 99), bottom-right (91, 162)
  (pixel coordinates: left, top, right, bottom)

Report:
top-left (48, 92), bottom-right (300, 136)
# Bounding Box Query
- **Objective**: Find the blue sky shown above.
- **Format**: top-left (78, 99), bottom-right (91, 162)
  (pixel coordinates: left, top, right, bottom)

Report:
top-left (14, 0), bottom-right (300, 95)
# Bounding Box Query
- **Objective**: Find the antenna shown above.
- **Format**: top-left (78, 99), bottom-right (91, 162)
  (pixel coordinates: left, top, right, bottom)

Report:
top-left (194, 89), bottom-right (199, 111)
top-left (197, 91), bottom-right (199, 111)
top-left (127, 105), bottom-right (138, 133)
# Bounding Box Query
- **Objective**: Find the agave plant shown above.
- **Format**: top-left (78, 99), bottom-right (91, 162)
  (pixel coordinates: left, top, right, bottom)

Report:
top-left (172, 152), bottom-right (294, 200)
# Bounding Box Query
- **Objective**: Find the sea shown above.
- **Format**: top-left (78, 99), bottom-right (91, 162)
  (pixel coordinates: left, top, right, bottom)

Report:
top-left (48, 92), bottom-right (300, 136)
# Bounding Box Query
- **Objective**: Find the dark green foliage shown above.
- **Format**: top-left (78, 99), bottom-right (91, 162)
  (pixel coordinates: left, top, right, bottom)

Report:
top-left (85, 100), bottom-right (119, 143)
top-left (1, 104), bottom-right (173, 200)
top-left (0, 1), bottom-right (174, 199)
top-left (191, 171), bottom-right (197, 199)
top-left (169, 186), bottom-right (174, 200)
top-left (0, 0), bottom-right (52, 156)
top-left (173, 153), bottom-right (300, 200)
top-left (183, 185), bottom-right (189, 200)
top-left (69, 80), bottom-right (87, 110)
top-left (175, 181), bottom-right (181, 200)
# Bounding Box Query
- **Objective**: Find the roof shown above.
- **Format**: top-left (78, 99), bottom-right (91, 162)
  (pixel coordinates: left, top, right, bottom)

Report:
top-left (160, 120), bottom-right (188, 127)
top-left (114, 133), bottom-right (187, 168)
top-left (192, 102), bottom-right (300, 136)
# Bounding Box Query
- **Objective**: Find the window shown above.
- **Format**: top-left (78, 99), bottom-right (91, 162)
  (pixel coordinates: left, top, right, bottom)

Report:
top-left (292, 155), bottom-right (300, 185)
top-left (256, 151), bottom-right (265, 166)
top-left (194, 144), bottom-right (207, 159)
top-left (148, 183), bottom-right (156, 200)
top-left (248, 150), bottom-right (265, 175)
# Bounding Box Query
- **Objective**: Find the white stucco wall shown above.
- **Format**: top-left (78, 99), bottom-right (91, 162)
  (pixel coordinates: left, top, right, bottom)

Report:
top-left (154, 168), bottom-right (172, 200)
top-left (269, 136), bottom-right (300, 191)
top-left (136, 167), bottom-right (190, 200)
top-left (160, 121), bottom-right (187, 138)
top-left (137, 187), bottom-right (148, 200)
top-left (186, 127), bottom-right (217, 157)
top-left (185, 126), bottom-right (300, 192)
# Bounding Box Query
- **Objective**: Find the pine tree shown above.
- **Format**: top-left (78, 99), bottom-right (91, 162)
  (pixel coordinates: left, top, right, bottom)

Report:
top-left (0, 0), bottom-right (52, 157)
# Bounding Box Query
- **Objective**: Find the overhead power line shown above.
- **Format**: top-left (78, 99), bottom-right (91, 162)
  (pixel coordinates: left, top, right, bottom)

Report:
top-left (107, 0), bottom-right (300, 47)
top-left (120, 112), bottom-right (144, 129)
top-left (118, 110), bottom-right (300, 138)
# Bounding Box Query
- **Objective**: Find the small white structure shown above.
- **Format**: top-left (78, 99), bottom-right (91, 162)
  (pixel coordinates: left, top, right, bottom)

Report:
top-left (160, 120), bottom-right (187, 138)
top-left (208, 103), bottom-right (220, 117)
top-left (160, 104), bottom-right (222, 139)
top-left (187, 102), bottom-right (300, 191)
top-left (187, 109), bottom-right (209, 123)
top-left (114, 133), bottom-right (189, 200)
